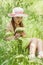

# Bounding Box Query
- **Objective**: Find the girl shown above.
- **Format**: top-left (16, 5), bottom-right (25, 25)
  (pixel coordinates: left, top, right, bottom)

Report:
top-left (6, 7), bottom-right (43, 59)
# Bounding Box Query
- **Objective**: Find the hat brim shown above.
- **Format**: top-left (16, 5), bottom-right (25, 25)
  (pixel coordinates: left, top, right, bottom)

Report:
top-left (8, 13), bottom-right (28, 17)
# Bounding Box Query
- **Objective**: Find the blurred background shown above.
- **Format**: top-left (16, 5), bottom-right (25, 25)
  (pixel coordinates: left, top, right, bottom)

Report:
top-left (0, 0), bottom-right (43, 65)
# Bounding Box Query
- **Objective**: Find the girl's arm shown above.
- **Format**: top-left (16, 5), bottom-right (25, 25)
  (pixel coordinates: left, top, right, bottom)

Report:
top-left (21, 31), bottom-right (26, 37)
top-left (5, 22), bottom-right (15, 41)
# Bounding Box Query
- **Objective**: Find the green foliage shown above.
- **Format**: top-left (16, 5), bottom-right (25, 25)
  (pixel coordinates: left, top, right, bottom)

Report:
top-left (0, 0), bottom-right (43, 65)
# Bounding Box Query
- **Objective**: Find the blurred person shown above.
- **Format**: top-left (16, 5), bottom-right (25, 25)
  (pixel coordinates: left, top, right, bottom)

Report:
top-left (5, 7), bottom-right (43, 59)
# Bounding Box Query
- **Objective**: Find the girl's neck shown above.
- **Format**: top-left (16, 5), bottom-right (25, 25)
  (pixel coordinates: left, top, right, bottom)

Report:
top-left (15, 22), bottom-right (20, 27)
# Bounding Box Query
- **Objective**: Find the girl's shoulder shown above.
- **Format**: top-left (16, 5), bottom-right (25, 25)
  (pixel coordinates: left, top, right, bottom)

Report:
top-left (6, 21), bottom-right (14, 32)
top-left (7, 21), bottom-right (12, 28)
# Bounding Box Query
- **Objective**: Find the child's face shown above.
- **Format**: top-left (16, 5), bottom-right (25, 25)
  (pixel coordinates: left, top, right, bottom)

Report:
top-left (14, 17), bottom-right (23, 24)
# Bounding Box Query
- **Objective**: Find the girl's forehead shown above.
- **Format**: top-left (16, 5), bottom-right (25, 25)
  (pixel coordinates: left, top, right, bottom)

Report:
top-left (14, 17), bottom-right (23, 18)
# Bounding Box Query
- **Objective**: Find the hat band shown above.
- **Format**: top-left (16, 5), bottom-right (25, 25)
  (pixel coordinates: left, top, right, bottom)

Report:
top-left (14, 12), bottom-right (24, 14)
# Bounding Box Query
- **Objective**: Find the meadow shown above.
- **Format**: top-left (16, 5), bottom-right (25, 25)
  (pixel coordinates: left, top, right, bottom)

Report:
top-left (0, 0), bottom-right (43, 65)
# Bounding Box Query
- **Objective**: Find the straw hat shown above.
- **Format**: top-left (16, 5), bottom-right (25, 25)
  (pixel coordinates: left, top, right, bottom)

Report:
top-left (8, 7), bottom-right (28, 17)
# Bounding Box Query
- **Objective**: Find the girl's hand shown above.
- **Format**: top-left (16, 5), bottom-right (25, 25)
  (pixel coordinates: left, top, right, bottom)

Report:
top-left (15, 33), bottom-right (21, 39)
top-left (21, 32), bottom-right (26, 37)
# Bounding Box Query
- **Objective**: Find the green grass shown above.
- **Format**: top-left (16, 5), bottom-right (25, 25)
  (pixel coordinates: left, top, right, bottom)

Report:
top-left (0, 39), bottom-right (43, 65)
top-left (0, 0), bottom-right (43, 65)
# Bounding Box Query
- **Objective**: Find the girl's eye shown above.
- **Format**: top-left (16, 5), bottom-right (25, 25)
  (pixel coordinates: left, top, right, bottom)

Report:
top-left (17, 17), bottom-right (20, 19)
top-left (16, 17), bottom-right (22, 19)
